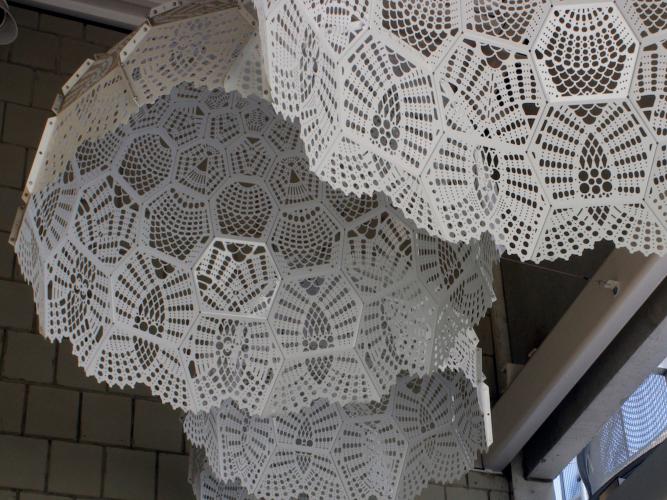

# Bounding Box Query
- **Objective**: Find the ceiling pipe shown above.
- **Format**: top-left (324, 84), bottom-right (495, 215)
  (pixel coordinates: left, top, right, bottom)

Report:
top-left (11, 0), bottom-right (157, 29)
top-left (484, 250), bottom-right (667, 472)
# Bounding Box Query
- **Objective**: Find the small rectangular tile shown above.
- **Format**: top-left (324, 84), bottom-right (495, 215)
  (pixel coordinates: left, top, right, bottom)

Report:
top-left (133, 400), bottom-right (183, 452)
top-left (104, 448), bottom-right (156, 500)
top-left (0, 435), bottom-right (47, 490)
top-left (158, 454), bottom-right (195, 500)
top-left (48, 441), bottom-right (102, 497)
top-left (81, 393), bottom-right (131, 446)
top-left (25, 385), bottom-right (79, 439)
top-left (0, 381), bottom-right (25, 433)
top-left (2, 331), bottom-right (54, 383)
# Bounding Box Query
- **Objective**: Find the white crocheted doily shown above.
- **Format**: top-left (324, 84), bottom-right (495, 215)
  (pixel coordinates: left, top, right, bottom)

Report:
top-left (26, 0), bottom-right (265, 196)
top-left (185, 367), bottom-right (491, 500)
top-left (15, 84), bottom-right (496, 414)
top-left (256, 0), bottom-right (667, 261)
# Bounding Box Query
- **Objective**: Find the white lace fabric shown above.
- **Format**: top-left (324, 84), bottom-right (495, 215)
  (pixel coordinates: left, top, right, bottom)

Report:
top-left (256, 0), bottom-right (667, 262)
top-left (15, 84), bottom-right (496, 415)
top-left (185, 367), bottom-right (491, 500)
top-left (26, 0), bottom-right (265, 197)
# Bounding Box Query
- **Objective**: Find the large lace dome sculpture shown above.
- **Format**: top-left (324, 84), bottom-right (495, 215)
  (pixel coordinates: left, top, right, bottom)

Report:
top-left (24, 0), bottom-right (265, 198)
top-left (256, 0), bottom-right (667, 262)
top-left (13, 84), bottom-right (496, 414)
top-left (185, 367), bottom-right (490, 500)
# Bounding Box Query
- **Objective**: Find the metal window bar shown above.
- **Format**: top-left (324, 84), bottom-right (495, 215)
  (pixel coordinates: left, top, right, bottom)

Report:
top-left (553, 458), bottom-right (589, 500)
top-left (554, 371), bottom-right (667, 499)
